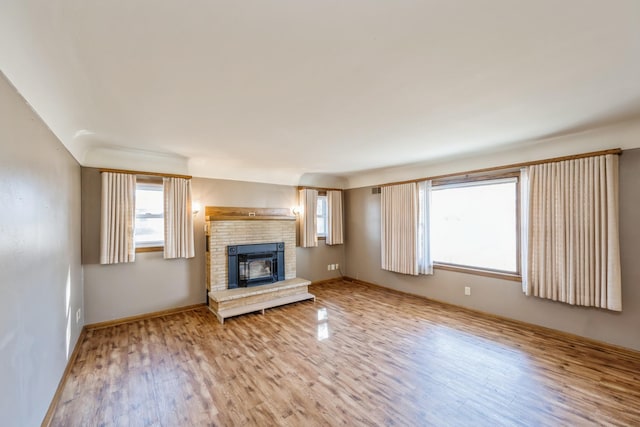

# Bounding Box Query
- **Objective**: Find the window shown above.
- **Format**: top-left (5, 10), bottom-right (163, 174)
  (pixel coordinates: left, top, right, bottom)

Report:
top-left (430, 176), bottom-right (519, 275)
top-left (317, 194), bottom-right (327, 238)
top-left (134, 182), bottom-right (164, 249)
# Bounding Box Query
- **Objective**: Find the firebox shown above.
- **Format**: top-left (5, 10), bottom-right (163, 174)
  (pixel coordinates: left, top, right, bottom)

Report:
top-left (227, 242), bottom-right (285, 288)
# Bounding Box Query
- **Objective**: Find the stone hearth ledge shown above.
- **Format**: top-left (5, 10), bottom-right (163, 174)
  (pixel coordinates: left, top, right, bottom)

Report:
top-left (209, 278), bottom-right (311, 302)
top-left (208, 278), bottom-right (315, 323)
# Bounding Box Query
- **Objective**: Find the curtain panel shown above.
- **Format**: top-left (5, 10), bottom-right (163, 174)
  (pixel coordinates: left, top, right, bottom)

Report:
top-left (418, 180), bottom-right (433, 275)
top-left (299, 188), bottom-right (318, 248)
top-left (381, 182), bottom-right (419, 275)
top-left (520, 167), bottom-right (529, 293)
top-left (526, 154), bottom-right (621, 311)
top-left (100, 172), bottom-right (136, 264)
top-left (326, 190), bottom-right (344, 245)
top-left (163, 177), bottom-right (195, 259)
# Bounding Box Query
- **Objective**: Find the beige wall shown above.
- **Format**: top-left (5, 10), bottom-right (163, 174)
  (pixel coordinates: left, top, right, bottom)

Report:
top-left (344, 149), bottom-right (640, 351)
top-left (82, 173), bottom-right (345, 323)
top-left (0, 72), bottom-right (83, 426)
top-left (346, 118), bottom-right (640, 189)
top-left (296, 240), bottom-right (345, 282)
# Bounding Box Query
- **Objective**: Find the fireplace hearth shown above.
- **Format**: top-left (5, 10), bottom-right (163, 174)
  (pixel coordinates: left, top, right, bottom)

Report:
top-left (227, 242), bottom-right (285, 288)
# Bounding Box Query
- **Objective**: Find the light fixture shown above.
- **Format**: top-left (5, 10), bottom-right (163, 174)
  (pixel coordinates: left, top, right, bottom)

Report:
top-left (192, 202), bottom-right (201, 215)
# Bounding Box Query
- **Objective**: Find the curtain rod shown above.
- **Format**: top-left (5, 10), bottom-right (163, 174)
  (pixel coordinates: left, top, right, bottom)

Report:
top-left (297, 185), bottom-right (343, 192)
top-left (379, 148), bottom-right (622, 188)
top-left (99, 168), bottom-right (192, 180)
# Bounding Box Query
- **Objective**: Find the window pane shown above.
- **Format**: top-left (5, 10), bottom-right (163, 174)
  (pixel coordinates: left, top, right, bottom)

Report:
top-left (431, 181), bottom-right (517, 272)
top-left (135, 184), bottom-right (164, 246)
top-left (136, 187), bottom-right (163, 216)
top-left (317, 196), bottom-right (327, 237)
top-left (135, 217), bottom-right (164, 245)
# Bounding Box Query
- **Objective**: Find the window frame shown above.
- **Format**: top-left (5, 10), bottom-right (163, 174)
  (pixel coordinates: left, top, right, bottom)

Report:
top-left (134, 178), bottom-right (164, 253)
top-left (316, 191), bottom-right (328, 240)
top-left (430, 171), bottom-right (522, 282)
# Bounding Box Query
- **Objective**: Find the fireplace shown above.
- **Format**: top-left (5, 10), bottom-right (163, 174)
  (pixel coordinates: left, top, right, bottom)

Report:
top-left (227, 242), bottom-right (285, 288)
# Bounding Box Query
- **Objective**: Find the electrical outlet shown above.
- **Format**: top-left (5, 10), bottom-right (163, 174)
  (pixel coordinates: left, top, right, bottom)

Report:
top-left (464, 286), bottom-right (471, 296)
top-left (75, 308), bottom-right (81, 323)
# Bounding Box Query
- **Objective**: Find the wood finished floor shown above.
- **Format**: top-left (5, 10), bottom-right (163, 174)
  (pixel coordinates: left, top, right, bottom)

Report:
top-left (52, 280), bottom-right (640, 426)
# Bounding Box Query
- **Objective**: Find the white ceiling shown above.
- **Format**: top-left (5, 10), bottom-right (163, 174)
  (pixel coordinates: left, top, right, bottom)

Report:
top-left (2, 0), bottom-right (640, 186)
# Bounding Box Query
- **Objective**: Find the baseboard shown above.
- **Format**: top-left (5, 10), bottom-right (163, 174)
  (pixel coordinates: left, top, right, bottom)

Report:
top-left (310, 277), bottom-right (344, 287)
top-left (85, 303), bottom-right (206, 330)
top-left (342, 276), bottom-right (640, 357)
top-left (41, 326), bottom-right (87, 427)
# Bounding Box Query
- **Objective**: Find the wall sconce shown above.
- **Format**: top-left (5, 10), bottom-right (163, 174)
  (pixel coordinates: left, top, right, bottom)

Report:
top-left (192, 202), bottom-right (201, 215)
top-left (292, 206), bottom-right (302, 215)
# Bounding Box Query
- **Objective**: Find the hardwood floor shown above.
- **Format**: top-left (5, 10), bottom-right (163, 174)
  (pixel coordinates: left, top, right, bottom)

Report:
top-left (51, 279), bottom-right (640, 426)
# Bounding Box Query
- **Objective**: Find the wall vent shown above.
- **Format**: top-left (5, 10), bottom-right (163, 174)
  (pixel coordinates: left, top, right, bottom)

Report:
top-left (371, 187), bottom-right (381, 195)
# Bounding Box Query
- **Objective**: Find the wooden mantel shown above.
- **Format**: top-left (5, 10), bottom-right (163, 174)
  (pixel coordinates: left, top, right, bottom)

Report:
top-left (205, 206), bottom-right (296, 221)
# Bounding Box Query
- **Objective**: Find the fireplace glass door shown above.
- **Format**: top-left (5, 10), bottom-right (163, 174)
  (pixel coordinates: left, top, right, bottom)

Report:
top-left (239, 258), bottom-right (273, 283)
top-left (237, 251), bottom-right (277, 286)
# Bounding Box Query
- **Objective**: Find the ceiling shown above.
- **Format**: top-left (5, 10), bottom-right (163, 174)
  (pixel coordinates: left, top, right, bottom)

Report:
top-left (2, 0), bottom-right (640, 186)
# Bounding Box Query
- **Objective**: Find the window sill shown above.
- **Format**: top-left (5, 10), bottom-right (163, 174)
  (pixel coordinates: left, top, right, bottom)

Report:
top-left (136, 246), bottom-right (163, 253)
top-left (433, 263), bottom-right (521, 282)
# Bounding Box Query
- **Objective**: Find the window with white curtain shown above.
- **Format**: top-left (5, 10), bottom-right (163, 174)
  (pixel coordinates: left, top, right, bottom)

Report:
top-left (430, 176), bottom-right (519, 274)
top-left (134, 182), bottom-right (164, 249)
top-left (379, 149), bottom-right (620, 299)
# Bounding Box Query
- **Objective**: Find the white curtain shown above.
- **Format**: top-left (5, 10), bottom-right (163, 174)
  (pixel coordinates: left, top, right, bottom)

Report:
top-left (299, 188), bottom-right (318, 248)
top-left (326, 190), bottom-right (344, 245)
top-left (418, 180), bottom-right (433, 275)
top-left (381, 182), bottom-right (419, 275)
top-left (100, 172), bottom-right (136, 264)
top-left (520, 167), bottom-right (529, 293)
top-left (163, 177), bottom-right (195, 259)
top-left (526, 154), bottom-right (621, 311)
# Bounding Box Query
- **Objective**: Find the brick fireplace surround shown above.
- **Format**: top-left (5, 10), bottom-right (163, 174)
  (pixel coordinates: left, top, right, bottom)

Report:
top-left (207, 219), bottom-right (296, 292)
